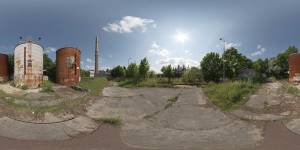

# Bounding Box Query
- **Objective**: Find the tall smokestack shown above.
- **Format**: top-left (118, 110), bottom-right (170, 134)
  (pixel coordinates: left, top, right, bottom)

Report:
top-left (95, 35), bottom-right (99, 77)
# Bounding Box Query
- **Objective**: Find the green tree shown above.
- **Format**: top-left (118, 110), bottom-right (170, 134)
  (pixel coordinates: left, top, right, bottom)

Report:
top-left (223, 47), bottom-right (252, 79)
top-left (43, 54), bottom-right (56, 81)
top-left (161, 65), bottom-right (174, 83)
top-left (139, 57), bottom-right (150, 79)
top-left (111, 65), bottom-right (126, 78)
top-left (252, 58), bottom-right (269, 75)
top-left (7, 54), bottom-right (14, 80)
top-left (182, 67), bottom-right (202, 84)
top-left (201, 52), bottom-right (223, 82)
top-left (126, 63), bottom-right (139, 78)
top-left (269, 46), bottom-right (298, 79)
top-left (80, 69), bottom-right (90, 77)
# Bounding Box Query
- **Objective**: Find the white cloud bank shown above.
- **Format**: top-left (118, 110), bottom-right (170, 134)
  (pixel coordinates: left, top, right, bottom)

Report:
top-left (251, 44), bottom-right (266, 56)
top-left (103, 16), bottom-right (156, 33)
top-left (148, 42), bottom-right (169, 57)
top-left (45, 47), bottom-right (56, 53)
top-left (157, 57), bottom-right (198, 67)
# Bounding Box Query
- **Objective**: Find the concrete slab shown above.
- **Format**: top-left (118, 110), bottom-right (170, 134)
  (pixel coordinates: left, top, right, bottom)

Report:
top-left (286, 118), bottom-right (300, 135)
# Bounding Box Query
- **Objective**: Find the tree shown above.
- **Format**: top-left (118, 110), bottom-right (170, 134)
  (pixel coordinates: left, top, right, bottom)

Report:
top-left (111, 65), bottom-right (126, 78)
top-left (126, 63), bottom-right (139, 78)
top-left (173, 65), bottom-right (187, 78)
top-left (269, 46), bottom-right (298, 79)
top-left (201, 52), bottom-right (223, 82)
top-left (139, 57), bottom-right (150, 79)
top-left (252, 58), bottom-right (269, 75)
top-left (182, 67), bottom-right (202, 84)
top-left (161, 65), bottom-right (173, 83)
top-left (7, 54), bottom-right (14, 80)
top-left (223, 47), bottom-right (252, 79)
top-left (80, 69), bottom-right (90, 77)
top-left (43, 54), bottom-right (56, 81)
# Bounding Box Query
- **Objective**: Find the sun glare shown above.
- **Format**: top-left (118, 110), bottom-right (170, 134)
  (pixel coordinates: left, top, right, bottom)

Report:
top-left (174, 32), bottom-right (189, 43)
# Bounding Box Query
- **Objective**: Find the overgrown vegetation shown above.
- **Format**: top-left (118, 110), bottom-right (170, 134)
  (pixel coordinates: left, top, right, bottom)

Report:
top-left (41, 80), bottom-right (54, 92)
top-left (281, 81), bottom-right (300, 97)
top-left (202, 81), bottom-right (260, 111)
top-left (165, 93), bottom-right (180, 109)
top-left (95, 117), bottom-right (122, 126)
top-left (76, 77), bottom-right (108, 96)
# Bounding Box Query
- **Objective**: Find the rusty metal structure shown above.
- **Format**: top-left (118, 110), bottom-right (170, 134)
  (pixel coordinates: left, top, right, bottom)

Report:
top-left (289, 53), bottom-right (300, 83)
top-left (56, 47), bottom-right (81, 85)
top-left (0, 53), bottom-right (8, 82)
top-left (14, 41), bottom-right (43, 88)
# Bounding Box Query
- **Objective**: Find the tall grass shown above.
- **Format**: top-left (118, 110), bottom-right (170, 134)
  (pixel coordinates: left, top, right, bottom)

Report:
top-left (76, 77), bottom-right (108, 96)
top-left (202, 81), bottom-right (260, 111)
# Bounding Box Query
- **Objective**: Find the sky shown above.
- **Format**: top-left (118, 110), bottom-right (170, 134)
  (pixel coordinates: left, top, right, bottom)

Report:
top-left (0, 0), bottom-right (299, 72)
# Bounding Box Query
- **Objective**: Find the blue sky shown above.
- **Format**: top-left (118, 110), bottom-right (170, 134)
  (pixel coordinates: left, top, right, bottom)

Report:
top-left (0, 0), bottom-right (299, 72)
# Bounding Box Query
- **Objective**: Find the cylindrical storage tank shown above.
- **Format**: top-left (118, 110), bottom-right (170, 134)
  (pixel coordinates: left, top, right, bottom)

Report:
top-left (289, 53), bottom-right (300, 83)
top-left (0, 53), bottom-right (8, 82)
top-left (14, 41), bottom-right (43, 88)
top-left (56, 47), bottom-right (81, 85)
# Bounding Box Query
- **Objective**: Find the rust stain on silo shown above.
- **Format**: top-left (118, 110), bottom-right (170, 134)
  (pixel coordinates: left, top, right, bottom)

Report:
top-left (0, 53), bottom-right (8, 82)
top-left (56, 47), bottom-right (81, 85)
top-left (289, 53), bottom-right (300, 83)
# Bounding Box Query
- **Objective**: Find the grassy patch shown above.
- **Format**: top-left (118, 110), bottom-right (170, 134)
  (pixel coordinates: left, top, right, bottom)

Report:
top-left (95, 117), bottom-right (122, 126)
top-left (119, 78), bottom-right (174, 88)
top-left (41, 80), bottom-right (54, 92)
top-left (164, 93), bottom-right (180, 109)
top-left (76, 77), bottom-right (108, 96)
top-left (202, 81), bottom-right (260, 111)
top-left (281, 81), bottom-right (300, 97)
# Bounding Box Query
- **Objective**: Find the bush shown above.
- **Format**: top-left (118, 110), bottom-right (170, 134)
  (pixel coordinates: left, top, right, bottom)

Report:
top-left (41, 80), bottom-right (54, 92)
top-left (182, 67), bottom-right (202, 84)
top-left (202, 81), bottom-right (259, 111)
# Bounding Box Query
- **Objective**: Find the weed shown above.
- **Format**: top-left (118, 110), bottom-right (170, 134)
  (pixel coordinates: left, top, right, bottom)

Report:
top-left (41, 80), bottom-right (54, 92)
top-left (95, 117), bottom-right (122, 126)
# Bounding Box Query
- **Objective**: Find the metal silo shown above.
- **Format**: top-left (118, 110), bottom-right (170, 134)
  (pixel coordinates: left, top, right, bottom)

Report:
top-left (14, 40), bottom-right (43, 88)
top-left (0, 53), bottom-right (8, 82)
top-left (289, 53), bottom-right (300, 83)
top-left (56, 47), bottom-right (81, 85)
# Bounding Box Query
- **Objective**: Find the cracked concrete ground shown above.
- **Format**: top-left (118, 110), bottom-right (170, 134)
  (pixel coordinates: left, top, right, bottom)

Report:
top-left (0, 116), bottom-right (98, 141)
top-left (86, 86), bottom-right (264, 150)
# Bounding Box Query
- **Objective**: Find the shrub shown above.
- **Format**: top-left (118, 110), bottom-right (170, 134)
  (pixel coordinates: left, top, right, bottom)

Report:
top-left (182, 67), bottom-right (202, 84)
top-left (41, 80), bottom-right (54, 92)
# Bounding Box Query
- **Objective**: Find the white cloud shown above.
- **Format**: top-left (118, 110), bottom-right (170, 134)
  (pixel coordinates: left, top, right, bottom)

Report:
top-left (184, 50), bottom-right (192, 56)
top-left (157, 57), bottom-right (198, 67)
top-left (148, 42), bottom-right (169, 57)
top-left (251, 44), bottom-right (266, 56)
top-left (225, 42), bottom-right (241, 49)
top-left (45, 47), bottom-right (56, 53)
top-left (86, 58), bottom-right (93, 63)
top-left (85, 65), bottom-right (94, 70)
top-left (103, 16), bottom-right (156, 33)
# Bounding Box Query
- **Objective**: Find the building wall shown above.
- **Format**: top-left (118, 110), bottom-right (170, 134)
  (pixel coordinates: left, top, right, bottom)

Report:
top-left (0, 53), bottom-right (8, 82)
top-left (14, 42), bottom-right (43, 88)
top-left (56, 47), bottom-right (81, 85)
top-left (289, 53), bottom-right (300, 83)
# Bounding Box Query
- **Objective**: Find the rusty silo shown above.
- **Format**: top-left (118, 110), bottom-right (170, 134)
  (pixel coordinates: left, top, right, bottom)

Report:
top-left (0, 53), bottom-right (8, 82)
top-left (14, 40), bottom-right (44, 88)
top-left (56, 47), bottom-right (81, 85)
top-left (288, 53), bottom-right (300, 83)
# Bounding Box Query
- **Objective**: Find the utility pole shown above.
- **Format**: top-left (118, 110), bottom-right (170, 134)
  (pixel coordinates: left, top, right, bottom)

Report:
top-left (220, 38), bottom-right (226, 81)
top-left (95, 35), bottom-right (99, 77)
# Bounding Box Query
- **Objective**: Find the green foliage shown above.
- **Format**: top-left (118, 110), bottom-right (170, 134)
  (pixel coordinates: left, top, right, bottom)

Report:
top-left (43, 54), bottom-right (56, 81)
top-left (7, 54), bottom-right (14, 79)
top-left (252, 58), bottom-right (269, 75)
top-left (139, 57), bottom-right (150, 79)
top-left (223, 47), bottom-right (252, 79)
top-left (281, 81), bottom-right (300, 97)
top-left (182, 67), bottom-right (202, 84)
top-left (161, 65), bottom-right (173, 83)
top-left (119, 78), bottom-right (173, 88)
top-left (126, 63), bottom-right (139, 78)
top-left (269, 46), bottom-right (298, 79)
top-left (80, 69), bottom-right (90, 77)
top-left (148, 70), bottom-right (156, 78)
top-left (76, 77), bottom-right (108, 96)
top-left (111, 65), bottom-right (126, 78)
top-left (202, 81), bottom-right (259, 111)
top-left (201, 52), bottom-right (223, 82)
top-left (95, 117), bottom-right (122, 126)
top-left (173, 65), bottom-right (187, 78)
top-left (41, 80), bottom-right (54, 92)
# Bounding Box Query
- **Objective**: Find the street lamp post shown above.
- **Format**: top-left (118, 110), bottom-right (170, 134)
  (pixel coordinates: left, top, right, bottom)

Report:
top-left (220, 38), bottom-right (226, 81)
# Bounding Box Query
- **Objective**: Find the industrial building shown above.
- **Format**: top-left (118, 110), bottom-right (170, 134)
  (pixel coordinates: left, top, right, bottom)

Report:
top-left (0, 53), bottom-right (8, 82)
top-left (56, 47), bottom-right (81, 85)
top-left (14, 40), bottom-right (44, 88)
top-left (289, 53), bottom-right (300, 83)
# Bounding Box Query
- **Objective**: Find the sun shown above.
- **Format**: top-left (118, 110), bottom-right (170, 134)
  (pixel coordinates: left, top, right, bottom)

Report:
top-left (174, 32), bottom-right (189, 43)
